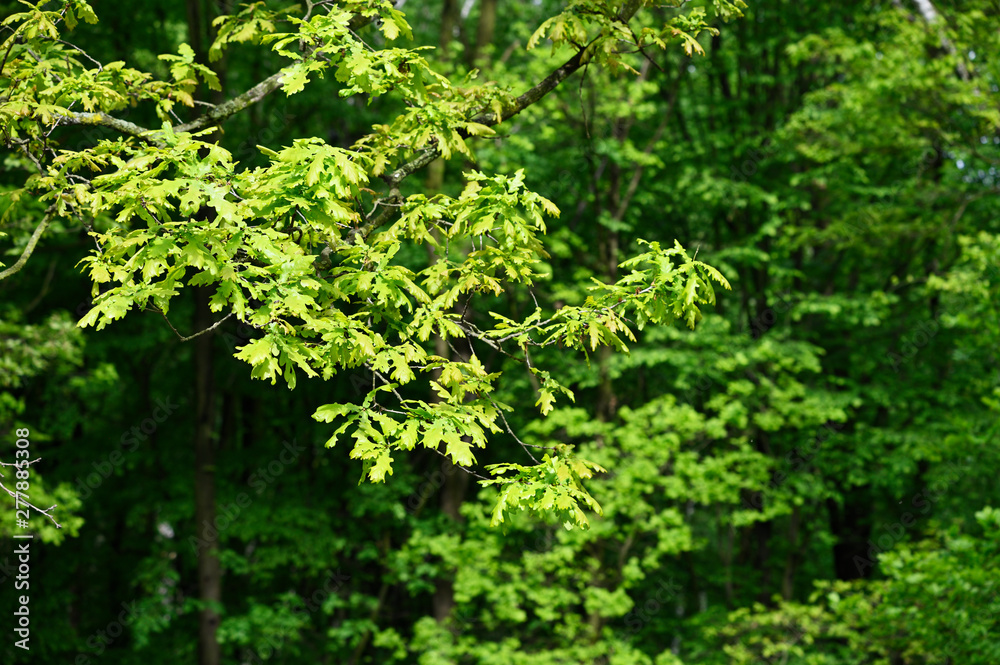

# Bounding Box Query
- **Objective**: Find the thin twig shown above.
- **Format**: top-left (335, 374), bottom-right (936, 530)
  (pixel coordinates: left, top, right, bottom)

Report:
top-left (151, 309), bottom-right (235, 342)
top-left (490, 397), bottom-right (543, 463)
top-left (0, 482), bottom-right (61, 528)
top-left (425, 445), bottom-right (491, 480)
top-left (371, 369), bottom-right (407, 404)
top-left (56, 38), bottom-right (103, 71)
top-left (0, 457), bottom-right (42, 468)
top-left (0, 213), bottom-right (52, 281)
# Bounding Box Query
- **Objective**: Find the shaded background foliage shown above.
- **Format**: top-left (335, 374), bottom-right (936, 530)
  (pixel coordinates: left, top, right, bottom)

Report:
top-left (2, 0), bottom-right (999, 664)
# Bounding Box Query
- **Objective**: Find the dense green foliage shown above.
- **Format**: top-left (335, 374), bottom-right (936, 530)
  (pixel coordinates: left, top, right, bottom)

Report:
top-left (1, 0), bottom-right (999, 663)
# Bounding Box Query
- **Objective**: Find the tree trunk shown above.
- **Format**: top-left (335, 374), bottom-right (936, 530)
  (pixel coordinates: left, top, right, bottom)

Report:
top-left (781, 505), bottom-right (801, 600)
top-left (186, 2), bottom-right (228, 661)
top-left (828, 488), bottom-right (875, 580)
top-left (194, 287), bottom-right (221, 665)
top-left (595, 121), bottom-right (622, 423)
top-left (438, 0), bottom-right (462, 54)
top-left (470, 0), bottom-right (498, 66)
top-left (428, 0), bottom-right (471, 624)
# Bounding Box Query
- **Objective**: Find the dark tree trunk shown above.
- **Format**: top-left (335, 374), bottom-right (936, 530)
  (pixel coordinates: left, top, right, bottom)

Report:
top-left (185, 2), bottom-right (228, 661)
top-left (828, 488), bottom-right (875, 580)
top-left (438, 0), bottom-right (462, 53)
top-left (470, 0), bottom-right (498, 65)
top-left (193, 287), bottom-right (221, 665)
top-left (781, 505), bottom-right (801, 600)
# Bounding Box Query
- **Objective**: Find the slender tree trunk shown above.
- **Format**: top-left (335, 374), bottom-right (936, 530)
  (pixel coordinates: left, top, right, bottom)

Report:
top-left (720, 513), bottom-right (735, 609)
top-left (427, 240), bottom-right (467, 622)
top-left (753, 519), bottom-right (773, 604)
top-left (348, 536), bottom-right (392, 665)
top-left (186, 3), bottom-right (227, 661)
top-left (781, 505), bottom-right (801, 600)
top-left (470, 0), bottom-right (498, 66)
top-left (595, 121), bottom-right (622, 422)
top-left (185, 0), bottom-right (204, 61)
top-left (194, 287), bottom-right (221, 665)
top-left (427, 212), bottom-right (470, 626)
top-left (438, 0), bottom-right (461, 53)
top-left (429, 0), bottom-right (470, 625)
top-left (432, 465), bottom-right (469, 622)
top-left (828, 488), bottom-right (875, 580)
top-left (752, 434), bottom-right (774, 604)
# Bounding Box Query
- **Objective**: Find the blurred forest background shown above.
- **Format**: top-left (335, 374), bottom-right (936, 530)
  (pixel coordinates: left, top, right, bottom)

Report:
top-left (2, 0), bottom-right (1000, 663)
